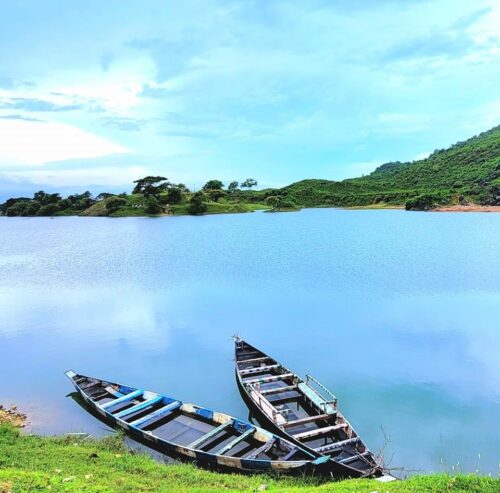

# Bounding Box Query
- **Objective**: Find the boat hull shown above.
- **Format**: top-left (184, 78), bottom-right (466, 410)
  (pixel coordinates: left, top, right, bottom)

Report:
top-left (232, 338), bottom-right (388, 479)
top-left (235, 369), bottom-right (361, 479)
top-left (69, 375), bottom-right (327, 476)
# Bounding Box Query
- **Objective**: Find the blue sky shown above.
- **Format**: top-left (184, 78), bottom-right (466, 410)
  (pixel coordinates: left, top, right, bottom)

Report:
top-left (0, 0), bottom-right (499, 198)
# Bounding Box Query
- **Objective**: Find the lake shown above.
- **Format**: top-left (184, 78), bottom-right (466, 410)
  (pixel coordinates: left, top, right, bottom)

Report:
top-left (0, 209), bottom-right (499, 475)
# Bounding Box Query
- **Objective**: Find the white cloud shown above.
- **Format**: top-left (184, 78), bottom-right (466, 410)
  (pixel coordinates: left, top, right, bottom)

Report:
top-left (0, 119), bottom-right (129, 166)
top-left (5, 165), bottom-right (147, 188)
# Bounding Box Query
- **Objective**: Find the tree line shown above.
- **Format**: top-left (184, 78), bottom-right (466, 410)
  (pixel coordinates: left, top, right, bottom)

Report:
top-left (0, 176), bottom-right (260, 216)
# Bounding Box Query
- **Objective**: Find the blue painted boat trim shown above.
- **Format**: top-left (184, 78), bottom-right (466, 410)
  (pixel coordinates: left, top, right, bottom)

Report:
top-left (130, 401), bottom-right (182, 428)
top-left (66, 371), bottom-right (324, 474)
top-left (233, 420), bottom-right (253, 434)
top-left (101, 389), bottom-right (143, 410)
top-left (194, 407), bottom-right (214, 421)
top-left (114, 395), bottom-right (163, 419)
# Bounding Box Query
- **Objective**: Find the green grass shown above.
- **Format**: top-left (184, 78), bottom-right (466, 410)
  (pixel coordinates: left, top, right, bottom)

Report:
top-left (0, 425), bottom-right (497, 492)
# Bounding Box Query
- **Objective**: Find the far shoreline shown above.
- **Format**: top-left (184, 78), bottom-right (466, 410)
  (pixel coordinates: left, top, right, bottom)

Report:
top-left (2, 203), bottom-right (500, 219)
top-left (433, 204), bottom-right (500, 213)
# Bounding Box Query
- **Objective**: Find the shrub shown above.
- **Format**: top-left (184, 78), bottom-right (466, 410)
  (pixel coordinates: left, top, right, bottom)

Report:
top-left (36, 203), bottom-right (60, 216)
top-left (166, 187), bottom-right (183, 204)
top-left (145, 196), bottom-right (162, 215)
top-left (188, 192), bottom-right (207, 215)
top-left (105, 197), bottom-right (127, 214)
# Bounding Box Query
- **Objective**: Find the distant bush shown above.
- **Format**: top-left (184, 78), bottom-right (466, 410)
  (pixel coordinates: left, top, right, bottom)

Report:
top-left (105, 197), bottom-right (127, 214)
top-left (37, 203), bottom-right (60, 216)
top-left (405, 193), bottom-right (448, 211)
top-left (166, 187), bottom-right (183, 204)
top-left (188, 192), bottom-right (207, 215)
top-left (145, 196), bottom-right (162, 215)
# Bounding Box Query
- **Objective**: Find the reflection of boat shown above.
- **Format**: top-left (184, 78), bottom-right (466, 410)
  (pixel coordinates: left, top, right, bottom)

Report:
top-left (66, 371), bottom-right (328, 475)
top-left (233, 338), bottom-right (394, 480)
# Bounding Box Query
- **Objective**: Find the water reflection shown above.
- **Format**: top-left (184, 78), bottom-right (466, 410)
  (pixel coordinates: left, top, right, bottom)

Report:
top-left (0, 210), bottom-right (499, 474)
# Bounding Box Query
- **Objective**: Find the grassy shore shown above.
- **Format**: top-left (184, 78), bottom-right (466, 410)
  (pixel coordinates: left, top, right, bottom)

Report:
top-left (0, 424), bottom-right (497, 493)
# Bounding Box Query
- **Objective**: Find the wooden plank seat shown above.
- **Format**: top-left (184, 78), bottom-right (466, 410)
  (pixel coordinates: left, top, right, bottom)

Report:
top-left (130, 401), bottom-right (182, 428)
top-left (314, 436), bottom-right (360, 454)
top-left (245, 373), bottom-right (294, 385)
top-left (188, 420), bottom-right (233, 449)
top-left (245, 438), bottom-right (275, 460)
top-left (338, 451), bottom-right (370, 464)
top-left (298, 382), bottom-right (337, 414)
top-left (105, 386), bottom-right (125, 398)
top-left (292, 423), bottom-right (348, 441)
top-left (92, 390), bottom-right (110, 400)
top-left (240, 364), bottom-right (279, 376)
top-left (215, 428), bottom-right (254, 455)
top-left (237, 356), bottom-right (270, 366)
top-left (101, 389), bottom-right (143, 410)
top-left (280, 447), bottom-right (301, 461)
top-left (260, 384), bottom-right (298, 396)
top-left (282, 413), bottom-right (330, 429)
top-left (114, 395), bottom-right (163, 419)
top-left (239, 351), bottom-right (263, 361)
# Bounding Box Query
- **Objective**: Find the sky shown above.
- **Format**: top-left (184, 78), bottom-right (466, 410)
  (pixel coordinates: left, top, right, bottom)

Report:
top-left (0, 0), bottom-right (499, 199)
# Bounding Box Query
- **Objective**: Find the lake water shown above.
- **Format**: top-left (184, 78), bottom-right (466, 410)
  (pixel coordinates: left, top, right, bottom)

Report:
top-left (0, 209), bottom-right (499, 476)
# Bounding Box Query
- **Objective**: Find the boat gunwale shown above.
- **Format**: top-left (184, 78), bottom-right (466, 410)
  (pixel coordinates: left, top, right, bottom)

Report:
top-left (232, 338), bottom-right (383, 477)
top-left (66, 370), bottom-right (319, 470)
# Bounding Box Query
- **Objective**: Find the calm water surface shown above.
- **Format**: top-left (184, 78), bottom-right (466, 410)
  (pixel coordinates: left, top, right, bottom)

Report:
top-left (0, 209), bottom-right (499, 475)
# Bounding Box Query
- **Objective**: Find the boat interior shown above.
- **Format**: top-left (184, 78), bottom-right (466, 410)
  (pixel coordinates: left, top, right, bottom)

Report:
top-left (235, 341), bottom-right (378, 474)
top-left (71, 373), bottom-right (312, 462)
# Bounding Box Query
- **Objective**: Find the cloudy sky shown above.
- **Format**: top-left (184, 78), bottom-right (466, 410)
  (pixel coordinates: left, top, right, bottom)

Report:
top-left (0, 0), bottom-right (499, 199)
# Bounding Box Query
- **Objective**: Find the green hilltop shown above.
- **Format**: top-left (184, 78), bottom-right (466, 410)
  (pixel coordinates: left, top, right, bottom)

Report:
top-left (1, 125), bottom-right (499, 217)
top-left (278, 125), bottom-right (500, 210)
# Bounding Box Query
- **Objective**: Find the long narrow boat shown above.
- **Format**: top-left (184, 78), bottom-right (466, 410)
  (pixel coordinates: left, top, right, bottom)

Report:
top-left (66, 371), bottom-right (329, 475)
top-left (234, 338), bottom-right (393, 480)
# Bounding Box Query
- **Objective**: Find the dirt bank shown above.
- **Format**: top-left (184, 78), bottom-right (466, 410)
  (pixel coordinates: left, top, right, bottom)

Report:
top-left (434, 204), bottom-right (500, 212)
top-left (0, 405), bottom-right (27, 427)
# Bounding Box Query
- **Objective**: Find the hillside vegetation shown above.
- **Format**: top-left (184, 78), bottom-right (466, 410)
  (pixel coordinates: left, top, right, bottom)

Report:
top-left (277, 126), bottom-right (500, 210)
top-left (1, 424), bottom-right (498, 493)
top-left (1, 125), bottom-right (499, 216)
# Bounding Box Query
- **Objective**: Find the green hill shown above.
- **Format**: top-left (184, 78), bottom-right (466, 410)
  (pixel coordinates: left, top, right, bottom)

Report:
top-left (2, 125), bottom-right (499, 216)
top-left (279, 125), bottom-right (500, 210)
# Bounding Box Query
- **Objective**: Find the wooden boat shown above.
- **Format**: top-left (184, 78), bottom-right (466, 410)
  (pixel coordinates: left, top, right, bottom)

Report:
top-left (234, 338), bottom-right (393, 480)
top-left (66, 370), bottom-right (329, 474)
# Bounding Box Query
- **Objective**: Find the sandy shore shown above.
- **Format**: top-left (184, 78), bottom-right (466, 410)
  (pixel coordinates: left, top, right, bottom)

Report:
top-left (0, 404), bottom-right (27, 427)
top-left (434, 204), bottom-right (500, 212)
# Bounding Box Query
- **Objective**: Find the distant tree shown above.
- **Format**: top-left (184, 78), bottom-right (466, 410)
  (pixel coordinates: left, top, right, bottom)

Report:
top-left (208, 189), bottom-right (226, 202)
top-left (133, 176), bottom-right (170, 196)
top-left (2, 197), bottom-right (30, 215)
top-left (106, 197), bottom-right (127, 214)
top-left (266, 195), bottom-right (281, 211)
top-left (166, 187), bottom-right (183, 204)
top-left (202, 180), bottom-right (224, 191)
top-left (67, 191), bottom-right (94, 210)
top-left (405, 194), bottom-right (436, 211)
top-left (227, 181), bottom-right (239, 193)
top-left (58, 198), bottom-right (72, 210)
top-left (6, 200), bottom-right (40, 216)
top-left (175, 183), bottom-right (190, 193)
top-left (96, 192), bottom-right (114, 201)
top-left (37, 203), bottom-right (60, 216)
top-left (241, 178), bottom-right (257, 189)
top-left (145, 196), bottom-right (162, 214)
top-left (33, 191), bottom-right (49, 204)
top-left (187, 192), bottom-right (207, 215)
top-left (33, 191), bottom-right (61, 205)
